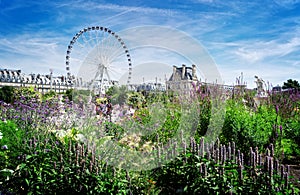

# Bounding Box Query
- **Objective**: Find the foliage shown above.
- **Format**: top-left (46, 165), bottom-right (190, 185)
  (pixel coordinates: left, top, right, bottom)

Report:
top-left (270, 89), bottom-right (300, 159)
top-left (270, 90), bottom-right (300, 119)
top-left (64, 88), bottom-right (73, 101)
top-left (42, 90), bottom-right (57, 101)
top-left (0, 86), bottom-right (15, 103)
top-left (126, 92), bottom-right (146, 109)
top-left (106, 85), bottom-right (128, 105)
top-left (221, 100), bottom-right (277, 154)
top-left (282, 79), bottom-right (300, 90)
top-left (0, 127), bottom-right (132, 194)
top-left (70, 89), bottom-right (94, 104)
top-left (14, 86), bottom-right (42, 102)
top-left (0, 121), bottom-right (24, 188)
top-left (284, 116), bottom-right (300, 149)
top-left (152, 147), bottom-right (299, 194)
top-left (280, 138), bottom-right (300, 159)
top-left (0, 120), bottom-right (25, 169)
top-left (105, 121), bottom-right (125, 139)
top-left (0, 85), bottom-right (300, 194)
top-left (195, 92), bottom-right (211, 140)
top-left (142, 106), bottom-right (181, 144)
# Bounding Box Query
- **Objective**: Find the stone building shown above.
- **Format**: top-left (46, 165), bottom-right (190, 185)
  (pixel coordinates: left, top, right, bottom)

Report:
top-left (166, 64), bottom-right (198, 94)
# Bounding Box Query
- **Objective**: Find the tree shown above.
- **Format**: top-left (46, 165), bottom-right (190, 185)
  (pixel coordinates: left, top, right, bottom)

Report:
top-left (64, 89), bottom-right (73, 101)
top-left (126, 92), bottom-right (146, 109)
top-left (0, 86), bottom-right (15, 103)
top-left (14, 86), bottom-right (41, 101)
top-left (106, 85), bottom-right (128, 105)
top-left (282, 79), bottom-right (300, 90)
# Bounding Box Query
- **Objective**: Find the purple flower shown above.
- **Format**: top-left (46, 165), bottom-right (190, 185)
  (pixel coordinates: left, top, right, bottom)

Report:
top-left (279, 125), bottom-right (283, 135)
top-left (118, 112), bottom-right (124, 117)
top-left (275, 105), bottom-right (279, 113)
top-left (2, 145), bottom-right (8, 150)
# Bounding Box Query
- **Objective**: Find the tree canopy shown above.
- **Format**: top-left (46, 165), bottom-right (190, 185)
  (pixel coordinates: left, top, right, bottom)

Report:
top-left (0, 86), bottom-right (15, 103)
top-left (282, 79), bottom-right (300, 90)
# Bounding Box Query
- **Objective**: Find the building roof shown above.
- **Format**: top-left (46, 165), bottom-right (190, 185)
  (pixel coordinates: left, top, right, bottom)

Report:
top-left (168, 66), bottom-right (193, 81)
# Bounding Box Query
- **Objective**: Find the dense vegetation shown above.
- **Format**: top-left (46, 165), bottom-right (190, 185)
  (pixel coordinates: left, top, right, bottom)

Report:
top-left (0, 83), bottom-right (299, 194)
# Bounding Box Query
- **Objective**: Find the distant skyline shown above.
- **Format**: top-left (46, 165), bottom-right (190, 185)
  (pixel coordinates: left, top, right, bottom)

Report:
top-left (1, 0), bottom-right (300, 88)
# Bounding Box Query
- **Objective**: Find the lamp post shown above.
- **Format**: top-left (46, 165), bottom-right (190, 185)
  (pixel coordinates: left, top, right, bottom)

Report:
top-left (50, 69), bottom-right (53, 91)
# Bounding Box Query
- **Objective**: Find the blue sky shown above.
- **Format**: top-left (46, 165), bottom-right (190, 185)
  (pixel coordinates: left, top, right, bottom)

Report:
top-left (0, 0), bottom-right (300, 88)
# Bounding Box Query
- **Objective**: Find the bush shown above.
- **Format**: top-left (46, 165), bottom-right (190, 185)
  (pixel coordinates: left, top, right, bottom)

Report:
top-left (0, 86), bottom-right (15, 103)
top-left (0, 120), bottom-right (25, 169)
top-left (221, 100), bottom-right (278, 154)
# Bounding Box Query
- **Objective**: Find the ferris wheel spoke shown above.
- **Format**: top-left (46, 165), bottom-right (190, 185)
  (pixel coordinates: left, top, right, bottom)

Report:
top-left (72, 43), bottom-right (91, 60)
top-left (99, 31), bottom-right (107, 56)
top-left (104, 68), bottom-right (111, 83)
top-left (84, 55), bottom-right (101, 66)
top-left (77, 42), bottom-right (92, 56)
top-left (108, 49), bottom-right (129, 63)
top-left (82, 33), bottom-right (96, 52)
top-left (88, 31), bottom-right (98, 48)
top-left (94, 66), bottom-right (104, 82)
top-left (106, 45), bottom-right (124, 59)
top-left (94, 31), bottom-right (102, 61)
top-left (107, 65), bottom-right (126, 80)
top-left (99, 41), bottom-right (113, 59)
top-left (110, 40), bottom-right (124, 56)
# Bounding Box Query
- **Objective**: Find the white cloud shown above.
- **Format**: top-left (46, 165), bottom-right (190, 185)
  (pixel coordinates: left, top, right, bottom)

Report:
top-left (194, 0), bottom-right (215, 3)
top-left (234, 37), bottom-right (300, 63)
top-left (54, 1), bottom-right (177, 16)
top-left (0, 34), bottom-right (66, 75)
top-left (273, 0), bottom-right (300, 8)
top-left (119, 26), bottom-right (222, 84)
top-left (218, 62), bottom-right (300, 89)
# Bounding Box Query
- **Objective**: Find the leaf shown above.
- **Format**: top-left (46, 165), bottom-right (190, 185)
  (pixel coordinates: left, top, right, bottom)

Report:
top-left (26, 155), bottom-right (33, 160)
top-left (25, 178), bottom-right (30, 186)
top-left (183, 185), bottom-right (188, 192)
top-left (0, 168), bottom-right (14, 174)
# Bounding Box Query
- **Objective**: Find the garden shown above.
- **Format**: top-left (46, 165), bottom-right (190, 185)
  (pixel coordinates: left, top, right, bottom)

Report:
top-left (0, 83), bottom-right (299, 194)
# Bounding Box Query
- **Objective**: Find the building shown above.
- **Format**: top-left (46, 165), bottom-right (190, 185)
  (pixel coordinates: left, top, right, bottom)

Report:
top-left (272, 85), bottom-right (282, 93)
top-left (136, 82), bottom-right (166, 92)
top-left (0, 68), bottom-right (72, 93)
top-left (166, 64), bottom-right (198, 94)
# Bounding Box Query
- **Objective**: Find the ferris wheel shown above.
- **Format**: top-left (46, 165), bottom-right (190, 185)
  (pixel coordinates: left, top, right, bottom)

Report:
top-left (65, 26), bottom-right (132, 94)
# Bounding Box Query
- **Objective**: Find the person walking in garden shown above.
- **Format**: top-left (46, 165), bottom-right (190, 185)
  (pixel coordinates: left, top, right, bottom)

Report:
top-left (100, 100), bottom-right (107, 116)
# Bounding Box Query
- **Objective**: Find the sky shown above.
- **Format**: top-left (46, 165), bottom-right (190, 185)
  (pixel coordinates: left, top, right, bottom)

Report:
top-left (0, 0), bottom-right (300, 88)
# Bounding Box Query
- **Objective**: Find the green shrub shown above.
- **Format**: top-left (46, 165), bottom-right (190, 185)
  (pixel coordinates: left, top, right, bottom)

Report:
top-left (0, 86), bottom-right (15, 103)
top-left (221, 100), bottom-right (278, 154)
top-left (0, 120), bottom-right (25, 168)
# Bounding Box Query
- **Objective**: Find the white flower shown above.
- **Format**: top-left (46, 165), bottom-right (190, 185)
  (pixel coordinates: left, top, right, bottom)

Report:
top-left (75, 134), bottom-right (86, 142)
top-left (56, 130), bottom-right (67, 138)
top-left (0, 132), bottom-right (2, 139)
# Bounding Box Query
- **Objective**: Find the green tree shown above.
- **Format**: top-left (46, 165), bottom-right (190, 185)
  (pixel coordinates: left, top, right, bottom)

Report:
top-left (0, 86), bottom-right (15, 103)
top-left (282, 79), bottom-right (300, 90)
top-left (127, 92), bottom-right (145, 108)
top-left (106, 85), bottom-right (128, 105)
top-left (42, 90), bottom-right (57, 101)
top-left (64, 89), bottom-right (73, 101)
top-left (14, 86), bottom-right (41, 101)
